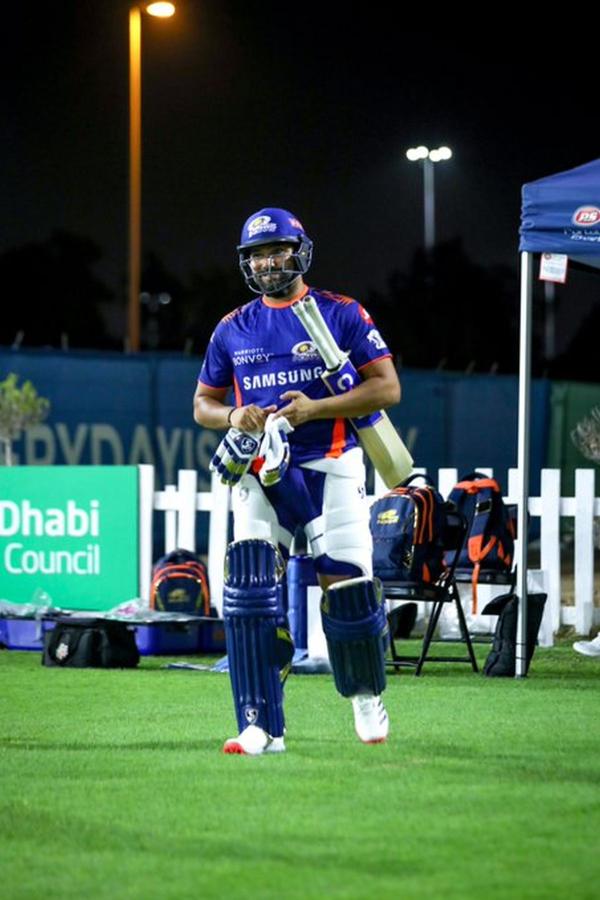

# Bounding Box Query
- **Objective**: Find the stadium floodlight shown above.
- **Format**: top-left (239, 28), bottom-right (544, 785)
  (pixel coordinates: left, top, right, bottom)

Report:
top-left (406, 146), bottom-right (429, 162)
top-left (406, 145), bottom-right (453, 251)
top-left (128, 3), bottom-right (176, 353)
top-left (146, 2), bottom-right (176, 16)
top-left (429, 147), bottom-right (453, 163)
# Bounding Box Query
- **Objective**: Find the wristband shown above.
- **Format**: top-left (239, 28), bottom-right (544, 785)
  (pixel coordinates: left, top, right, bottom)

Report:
top-left (227, 407), bottom-right (236, 426)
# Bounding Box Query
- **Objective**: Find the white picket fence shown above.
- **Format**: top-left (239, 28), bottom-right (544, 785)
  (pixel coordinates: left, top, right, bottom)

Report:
top-left (137, 466), bottom-right (599, 638)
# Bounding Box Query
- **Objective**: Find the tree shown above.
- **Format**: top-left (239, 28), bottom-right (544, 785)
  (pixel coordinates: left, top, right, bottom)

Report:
top-left (0, 231), bottom-right (114, 349)
top-left (550, 304), bottom-right (600, 383)
top-left (0, 373), bottom-right (50, 465)
top-left (571, 406), bottom-right (600, 549)
top-left (181, 265), bottom-right (244, 353)
top-left (367, 239), bottom-right (521, 372)
top-left (571, 406), bottom-right (600, 464)
top-left (139, 251), bottom-right (187, 351)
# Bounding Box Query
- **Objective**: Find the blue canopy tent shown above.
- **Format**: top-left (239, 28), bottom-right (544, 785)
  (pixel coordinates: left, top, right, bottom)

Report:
top-left (516, 159), bottom-right (600, 675)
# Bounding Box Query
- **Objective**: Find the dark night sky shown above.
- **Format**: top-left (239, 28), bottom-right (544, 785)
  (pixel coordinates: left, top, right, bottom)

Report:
top-left (2, 3), bottom-right (599, 351)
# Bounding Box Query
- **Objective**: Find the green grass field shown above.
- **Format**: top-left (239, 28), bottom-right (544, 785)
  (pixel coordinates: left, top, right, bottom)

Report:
top-left (2, 643), bottom-right (600, 900)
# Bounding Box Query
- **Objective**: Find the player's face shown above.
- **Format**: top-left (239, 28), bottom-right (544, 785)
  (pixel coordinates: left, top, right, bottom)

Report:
top-left (248, 243), bottom-right (296, 294)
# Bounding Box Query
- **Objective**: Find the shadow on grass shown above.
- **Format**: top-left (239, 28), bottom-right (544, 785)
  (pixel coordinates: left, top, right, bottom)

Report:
top-left (0, 737), bottom-right (215, 752)
top-left (384, 651), bottom-right (600, 686)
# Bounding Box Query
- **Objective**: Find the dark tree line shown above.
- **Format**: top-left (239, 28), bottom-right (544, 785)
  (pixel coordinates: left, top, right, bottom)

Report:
top-left (366, 239), bottom-right (521, 374)
top-left (0, 231), bottom-right (596, 382)
top-left (0, 232), bottom-right (112, 349)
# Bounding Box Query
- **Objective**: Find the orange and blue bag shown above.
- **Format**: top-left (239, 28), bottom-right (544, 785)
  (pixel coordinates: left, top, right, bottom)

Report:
top-left (370, 474), bottom-right (447, 584)
top-left (150, 549), bottom-right (211, 616)
top-left (445, 472), bottom-right (516, 613)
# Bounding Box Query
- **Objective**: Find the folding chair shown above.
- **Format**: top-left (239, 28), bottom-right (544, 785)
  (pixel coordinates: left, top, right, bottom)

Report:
top-left (382, 506), bottom-right (478, 676)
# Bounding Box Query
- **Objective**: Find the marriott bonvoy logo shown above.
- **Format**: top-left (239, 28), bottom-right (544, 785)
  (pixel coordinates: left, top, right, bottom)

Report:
top-left (0, 500), bottom-right (102, 575)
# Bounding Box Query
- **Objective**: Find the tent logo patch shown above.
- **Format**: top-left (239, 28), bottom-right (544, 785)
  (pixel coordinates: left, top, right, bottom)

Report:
top-left (572, 206), bottom-right (600, 227)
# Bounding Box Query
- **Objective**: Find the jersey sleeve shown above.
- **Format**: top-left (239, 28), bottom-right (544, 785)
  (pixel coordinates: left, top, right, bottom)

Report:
top-left (198, 321), bottom-right (233, 388)
top-left (339, 301), bottom-right (392, 370)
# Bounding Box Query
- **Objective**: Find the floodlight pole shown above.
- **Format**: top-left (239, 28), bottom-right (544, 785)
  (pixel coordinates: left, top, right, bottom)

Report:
top-left (128, 3), bottom-right (175, 353)
top-left (406, 147), bottom-right (452, 254)
top-left (423, 158), bottom-right (435, 252)
top-left (128, 6), bottom-right (142, 353)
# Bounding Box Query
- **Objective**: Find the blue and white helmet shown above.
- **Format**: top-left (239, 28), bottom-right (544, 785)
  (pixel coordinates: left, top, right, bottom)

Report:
top-left (237, 207), bottom-right (313, 294)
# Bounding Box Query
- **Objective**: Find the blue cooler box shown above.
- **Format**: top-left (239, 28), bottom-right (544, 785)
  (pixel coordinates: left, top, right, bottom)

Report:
top-left (0, 617), bottom-right (56, 651)
top-left (133, 618), bottom-right (227, 656)
top-left (134, 621), bottom-right (201, 656)
top-left (0, 616), bottom-right (226, 657)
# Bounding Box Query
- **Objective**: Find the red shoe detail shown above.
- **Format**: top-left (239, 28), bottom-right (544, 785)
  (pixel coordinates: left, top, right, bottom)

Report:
top-left (223, 740), bottom-right (246, 754)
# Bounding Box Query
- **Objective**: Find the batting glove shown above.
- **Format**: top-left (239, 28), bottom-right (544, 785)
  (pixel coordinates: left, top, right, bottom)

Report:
top-left (209, 428), bottom-right (261, 486)
top-left (258, 415), bottom-right (294, 487)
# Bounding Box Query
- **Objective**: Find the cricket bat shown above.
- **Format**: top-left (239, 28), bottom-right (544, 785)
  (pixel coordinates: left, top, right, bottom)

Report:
top-left (292, 295), bottom-right (413, 488)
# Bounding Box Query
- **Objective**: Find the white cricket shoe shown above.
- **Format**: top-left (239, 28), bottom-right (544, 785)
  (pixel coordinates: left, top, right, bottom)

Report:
top-left (573, 635), bottom-right (600, 658)
top-left (351, 694), bottom-right (389, 744)
top-left (222, 724), bottom-right (285, 756)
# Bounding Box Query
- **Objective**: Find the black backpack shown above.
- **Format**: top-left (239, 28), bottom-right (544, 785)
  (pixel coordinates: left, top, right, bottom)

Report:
top-left (370, 474), bottom-right (447, 584)
top-left (150, 549), bottom-right (211, 616)
top-left (43, 618), bottom-right (139, 668)
top-left (483, 592), bottom-right (547, 676)
top-left (445, 472), bottom-right (516, 612)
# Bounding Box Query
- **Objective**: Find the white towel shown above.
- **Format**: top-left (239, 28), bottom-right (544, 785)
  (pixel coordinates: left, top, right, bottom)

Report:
top-left (258, 414), bottom-right (294, 486)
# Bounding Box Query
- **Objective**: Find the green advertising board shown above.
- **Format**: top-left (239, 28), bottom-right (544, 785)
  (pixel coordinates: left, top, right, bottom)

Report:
top-left (0, 466), bottom-right (139, 611)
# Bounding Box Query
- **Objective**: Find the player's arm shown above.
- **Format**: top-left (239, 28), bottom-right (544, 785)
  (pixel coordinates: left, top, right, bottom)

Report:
top-left (194, 382), bottom-right (276, 432)
top-left (275, 357), bottom-right (400, 427)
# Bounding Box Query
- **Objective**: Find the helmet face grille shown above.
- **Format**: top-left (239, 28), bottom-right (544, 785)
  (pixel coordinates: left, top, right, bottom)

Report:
top-left (239, 241), bottom-right (313, 295)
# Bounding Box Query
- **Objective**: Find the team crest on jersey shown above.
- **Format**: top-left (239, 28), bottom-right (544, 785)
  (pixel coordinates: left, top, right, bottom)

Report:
top-left (248, 215), bottom-right (277, 237)
top-left (291, 340), bottom-right (320, 361)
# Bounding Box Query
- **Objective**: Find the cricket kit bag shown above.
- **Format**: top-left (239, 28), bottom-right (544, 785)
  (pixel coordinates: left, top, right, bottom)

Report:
top-left (43, 618), bottom-right (139, 668)
top-left (482, 592), bottom-right (547, 677)
top-left (445, 473), bottom-right (515, 613)
top-left (150, 549), bottom-right (211, 616)
top-left (370, 474), bottom-right (446, 584)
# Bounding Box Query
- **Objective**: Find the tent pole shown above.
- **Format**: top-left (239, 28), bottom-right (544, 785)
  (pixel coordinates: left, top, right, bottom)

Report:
top-left (515, 251), bottom-right (532, 678)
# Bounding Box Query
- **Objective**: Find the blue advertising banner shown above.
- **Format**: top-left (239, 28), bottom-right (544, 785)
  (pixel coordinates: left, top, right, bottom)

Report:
top-left (1, 349), bottom-right (551, 497)
top-left (0, 350), bottom-right (220, 490)
top-left (388, 370), bottom-right (550, 492)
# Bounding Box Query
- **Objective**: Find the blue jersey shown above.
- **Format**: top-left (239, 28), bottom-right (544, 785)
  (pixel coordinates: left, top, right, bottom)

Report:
top-left (198, 286), bottom-right (391, 463)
